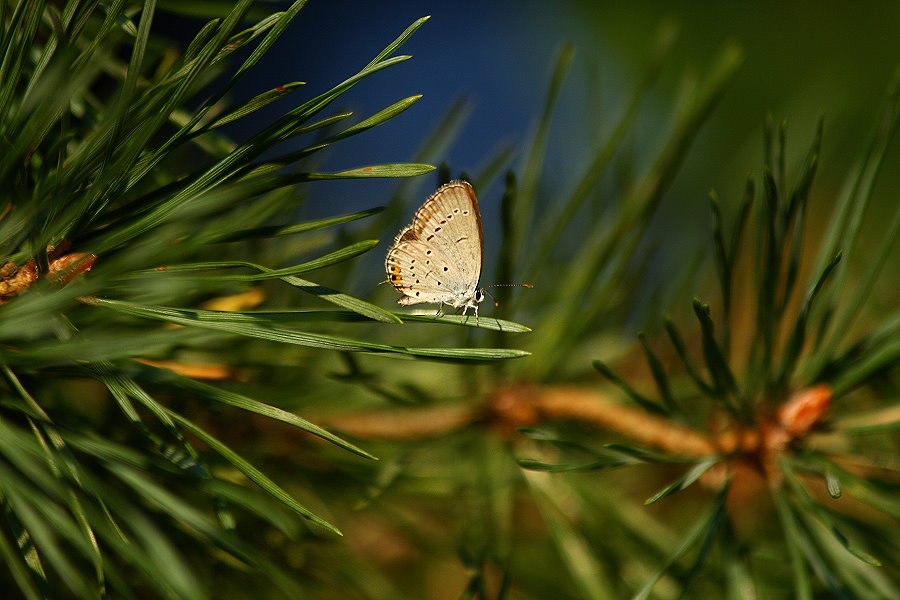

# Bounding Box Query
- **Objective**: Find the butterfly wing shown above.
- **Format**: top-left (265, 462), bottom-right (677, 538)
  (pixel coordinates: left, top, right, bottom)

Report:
top-left (409, 181), bottom-right (483, 290)
top-left (386, 233), bottom-right (459, 306)
top-left (385, 181), bottom-right (483, 307)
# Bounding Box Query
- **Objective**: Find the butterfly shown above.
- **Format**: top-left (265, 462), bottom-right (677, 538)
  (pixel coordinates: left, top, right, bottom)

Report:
top-left (385, 180), bottom-right (487, 316)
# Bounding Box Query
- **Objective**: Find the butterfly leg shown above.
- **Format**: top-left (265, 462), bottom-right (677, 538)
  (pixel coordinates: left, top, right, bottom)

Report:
top-left (458, 304), bottom-right (472, 325)
top-left (460, 303), bottom-right (477, 325)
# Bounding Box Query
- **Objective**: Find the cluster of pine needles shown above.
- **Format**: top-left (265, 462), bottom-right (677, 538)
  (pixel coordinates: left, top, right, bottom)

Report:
top-left (0, 1), bottom-right (897, 599)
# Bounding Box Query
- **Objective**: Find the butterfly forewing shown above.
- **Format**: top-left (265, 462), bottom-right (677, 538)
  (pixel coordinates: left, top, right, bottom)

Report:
top-left (411, 181), bottom-right (483, 287)
top-left (386, 181), bottom-right (484, 308)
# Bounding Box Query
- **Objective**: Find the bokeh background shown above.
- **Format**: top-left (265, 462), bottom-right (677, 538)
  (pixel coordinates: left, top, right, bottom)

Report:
top-left (137, 1), bottom-right (899, 597)
top-left (162, 0), bottom-right (900, 307)
top-left (4, 0), bottom-right (899, 597)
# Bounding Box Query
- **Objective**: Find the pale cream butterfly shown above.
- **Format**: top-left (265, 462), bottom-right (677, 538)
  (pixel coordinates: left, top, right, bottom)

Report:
top-left (385, 180), bottom-right (489, 316)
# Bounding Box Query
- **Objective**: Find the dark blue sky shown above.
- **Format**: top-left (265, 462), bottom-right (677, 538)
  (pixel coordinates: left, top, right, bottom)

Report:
top-left (221, 1), bottom-right (568, 193)
top-left (157, 1), bottom-right (899, 293)
top-left (206, 0), bottom-right (897, 211)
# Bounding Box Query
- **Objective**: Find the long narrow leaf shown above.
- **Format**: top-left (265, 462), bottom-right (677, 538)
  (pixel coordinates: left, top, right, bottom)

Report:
top-left (140, 239), bottom-right (379, 280)
top-left (205, 81), bottom-right (305, 130)
top-left (137, 365), bottom-right (376, 460)
top-left (644, 457), bottom-right (720, 504)
top-left (632, 488), bottom-right (727, 600)
top-left (90, 298), bottom-right (529, 361)
top-left (162, 410), bottom-right (340, 535)
top-left (214, 207), bottom-right (383, 242)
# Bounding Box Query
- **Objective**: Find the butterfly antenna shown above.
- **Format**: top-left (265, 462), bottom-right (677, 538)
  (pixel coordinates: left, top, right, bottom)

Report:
top-left (481, 288), bottom-right (499, 307)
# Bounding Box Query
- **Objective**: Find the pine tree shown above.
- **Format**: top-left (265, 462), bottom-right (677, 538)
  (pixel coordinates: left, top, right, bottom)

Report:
top-left (1, 2), bottom-right (896, 598)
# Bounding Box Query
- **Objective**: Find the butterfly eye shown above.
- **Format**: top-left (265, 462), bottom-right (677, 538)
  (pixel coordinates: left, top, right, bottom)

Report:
top-left (474, 290), bottom-right (485, 302)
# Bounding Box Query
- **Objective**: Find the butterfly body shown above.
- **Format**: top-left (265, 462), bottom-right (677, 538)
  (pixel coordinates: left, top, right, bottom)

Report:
top-left (385, 180), bottom-right (486, 315)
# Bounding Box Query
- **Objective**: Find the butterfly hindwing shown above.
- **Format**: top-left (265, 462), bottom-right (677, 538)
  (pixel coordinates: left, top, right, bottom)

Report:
top-left (408, 181), bottom-right (483, 290)
top-left (386, 237), bottom-right (456, 305)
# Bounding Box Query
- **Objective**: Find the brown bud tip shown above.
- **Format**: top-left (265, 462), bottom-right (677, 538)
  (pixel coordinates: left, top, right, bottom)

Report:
top-left (778, 384), bottom-right (831, 438)
top-left (48, 253), bottom-right (97, 284)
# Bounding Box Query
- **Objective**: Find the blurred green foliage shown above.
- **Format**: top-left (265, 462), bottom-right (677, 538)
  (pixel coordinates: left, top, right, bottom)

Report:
top-left (1, 1), bottom-right (897, 599)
